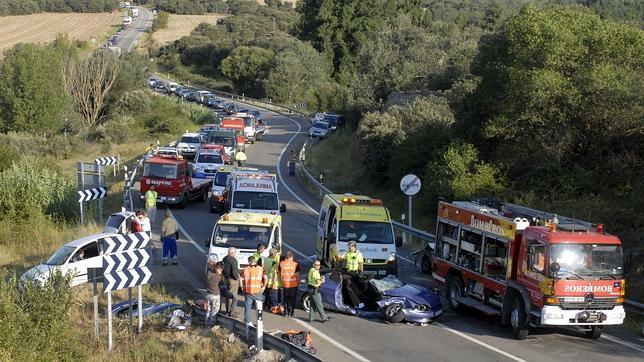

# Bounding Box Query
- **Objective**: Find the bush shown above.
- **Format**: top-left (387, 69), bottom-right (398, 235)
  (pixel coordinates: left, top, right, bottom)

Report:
top-left (1, 132), bottom-right (81, 160)
top-left (114, 89), bottom-right (153, 116)
top-left (0, 143), bottom-right (17, 173)
top-left (0, 159), bottom-right (77, 221)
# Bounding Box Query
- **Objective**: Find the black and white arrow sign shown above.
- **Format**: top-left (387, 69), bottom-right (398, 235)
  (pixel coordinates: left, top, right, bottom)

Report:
top-left (103, 248), bottom-right (150, 274)
top-left (95, 156), bottom-right (118, 166)
top-left (77, 187), bottom-right (107, 202)
top-left (101, 232), bottom-right (150, 255)
top-left (103, 266), bottom-right (152, 293)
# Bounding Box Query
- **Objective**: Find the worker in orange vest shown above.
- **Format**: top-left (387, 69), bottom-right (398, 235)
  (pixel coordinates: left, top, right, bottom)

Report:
top-left (241, 255), bottom-right (267, 326)
top-left (279, 251), bottom-right (300, 318)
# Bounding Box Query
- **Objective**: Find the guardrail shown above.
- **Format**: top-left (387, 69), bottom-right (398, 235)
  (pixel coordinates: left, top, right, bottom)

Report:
top-left (122, 157), bottom-right (143, 212)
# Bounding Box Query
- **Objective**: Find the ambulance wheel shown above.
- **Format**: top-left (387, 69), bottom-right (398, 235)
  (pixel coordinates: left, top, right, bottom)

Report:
top-left (510, 296), bottom-right (529, 340)
top-left (301, 294), bottom-right (311, 313)
top-left (421, 255), bottom-right (432, 274)
top-left (585, 326), bottom-right (602, 339)
top-left (447, 277), bottom-right (464, 313)
top-left (383, 303), bottom-right (405, 323)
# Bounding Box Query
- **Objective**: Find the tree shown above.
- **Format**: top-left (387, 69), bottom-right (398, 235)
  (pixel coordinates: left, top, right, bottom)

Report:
top-left (0, 41), bottom-right (69, 134)
top-left (220, 46), bottom-right (274, 96)
top-left (63, 50), bottom-right (121, 133)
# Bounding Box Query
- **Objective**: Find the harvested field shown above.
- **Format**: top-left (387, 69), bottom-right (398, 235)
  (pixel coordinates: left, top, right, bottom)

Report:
top-left (152, 14), bottom-right (224, 45)
top-left (0, 12), bottom-right (121, 56)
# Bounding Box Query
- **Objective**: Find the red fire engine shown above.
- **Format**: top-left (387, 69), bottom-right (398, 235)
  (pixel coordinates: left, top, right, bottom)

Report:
top-left (431, 200), bottom-right (625, 339)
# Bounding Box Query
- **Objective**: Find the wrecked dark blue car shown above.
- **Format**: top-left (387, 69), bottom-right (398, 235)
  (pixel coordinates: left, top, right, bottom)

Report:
top-left (112, 301), bottom-right (181, 318)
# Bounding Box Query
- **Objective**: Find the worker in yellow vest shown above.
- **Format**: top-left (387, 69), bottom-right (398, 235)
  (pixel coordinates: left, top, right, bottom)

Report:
top-left (307, 259), bottom-right (329, 323)
top-left (263, 248), bottom-right (282, 314)
top-left (337, 240), bottom-right (364, 307)
top-left (241, 256), bottom-right (267, 326)
top-left (338, 240), bottom-right (364, 272)
top-left (145, 185), bottom-right (158, 223)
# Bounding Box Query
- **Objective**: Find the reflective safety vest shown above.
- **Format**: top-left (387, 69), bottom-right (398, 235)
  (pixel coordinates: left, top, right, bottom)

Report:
top-left (308, 267), bottom-right (322, 288)
top-left (280, 259), bottom-right (298, 288)
top-left (263, 255), bottom-right (280, 289)
top-left (242, 266), bottom-right (264, 294)
top-left (344, 250), bottom-right (364, 271)
top-left (145, 190), bottom-right (157, 208)
top-left (252, 251), bottom-right (263, 266)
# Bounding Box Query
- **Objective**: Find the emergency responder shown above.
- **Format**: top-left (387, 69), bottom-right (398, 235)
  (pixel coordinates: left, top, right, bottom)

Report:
top-left (251, 243), bottom-right (265, 267)
top-left (288, 150), bottom-right (297, 176)
top-left (241, 256), bottom-right (267, 327)
top-left (337, 240), bottom-right (364, 307)
top-left (145, 185), bottom-right (158, 223)
top-left (307, 259), bottom-right (330, 323)
top-left (235, 150), bottom-right (247, 166)
top-left (161, 210), bottom-right (178, 265)
top-left (279, 251), bottom-right (299, 318)
top-left (263, 248), bottom-right (281, 314)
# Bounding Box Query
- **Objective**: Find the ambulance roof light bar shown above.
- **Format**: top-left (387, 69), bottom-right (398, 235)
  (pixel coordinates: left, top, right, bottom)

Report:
top-left (341, 197), bottom-right (383, 206)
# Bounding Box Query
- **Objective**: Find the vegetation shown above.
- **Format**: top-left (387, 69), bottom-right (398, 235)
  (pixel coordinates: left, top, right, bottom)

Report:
top-left (152, 11), bottom-right (170, 32)
top-left (0, 0), bottom-right (118, 16)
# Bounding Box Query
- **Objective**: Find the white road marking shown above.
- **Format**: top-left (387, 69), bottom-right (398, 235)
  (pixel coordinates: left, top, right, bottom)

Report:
top-left (597, 333), bottom-right (644, 353)
top-left (434, 323), bottom-right (527, 362)
top-left (292, 318), bottom-right (371, 362)
top-left (398, 255), bottom-right (414, 264)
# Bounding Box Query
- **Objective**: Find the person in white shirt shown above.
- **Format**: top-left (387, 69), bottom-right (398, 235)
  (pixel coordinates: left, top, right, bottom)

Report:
top-left (139, 211), bottom-right (151, 238)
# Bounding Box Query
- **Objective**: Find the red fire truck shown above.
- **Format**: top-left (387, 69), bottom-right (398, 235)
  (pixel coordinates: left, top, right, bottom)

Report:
top-left (140, 155), bottom-right (211, 209)
top-left (431, 200), bottom-right (625, 339)
top-left (221, 117), bottom-right (246, 151)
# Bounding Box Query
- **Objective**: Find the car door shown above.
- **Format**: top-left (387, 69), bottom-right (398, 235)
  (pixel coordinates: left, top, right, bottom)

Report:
top-left (66, 240), bottom-right (102, 286)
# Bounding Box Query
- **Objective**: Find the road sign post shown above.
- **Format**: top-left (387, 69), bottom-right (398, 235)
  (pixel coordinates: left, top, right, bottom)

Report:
top-left (400, 174), bottom-right (422, 244)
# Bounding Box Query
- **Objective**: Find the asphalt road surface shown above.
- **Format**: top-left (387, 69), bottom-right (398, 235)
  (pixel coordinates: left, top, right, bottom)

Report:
top-left (116, 7), bottom-right (153, 53)
top-left (138, 99), bottom-right (644, 362)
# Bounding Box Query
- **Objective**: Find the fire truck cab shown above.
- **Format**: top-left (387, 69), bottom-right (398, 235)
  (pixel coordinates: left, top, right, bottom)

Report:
top-left (431, 201), bottom-right (625, 339)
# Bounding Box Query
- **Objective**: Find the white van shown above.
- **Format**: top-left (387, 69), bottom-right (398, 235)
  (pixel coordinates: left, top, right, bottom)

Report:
top-left (226, 173), bottom-right (286, 214)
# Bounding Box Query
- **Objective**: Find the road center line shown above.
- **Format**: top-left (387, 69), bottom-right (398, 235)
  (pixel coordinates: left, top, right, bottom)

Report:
top-left (434, 323), bottom-right (527, 362)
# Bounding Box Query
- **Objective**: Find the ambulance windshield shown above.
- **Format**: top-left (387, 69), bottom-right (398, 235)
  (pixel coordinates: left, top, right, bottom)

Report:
top-left (338, 221), bottom-right (394, 245)
top-left (214, 225), bottom-right (270, 249)
top-left (549, 244), bottom-right (623, 276)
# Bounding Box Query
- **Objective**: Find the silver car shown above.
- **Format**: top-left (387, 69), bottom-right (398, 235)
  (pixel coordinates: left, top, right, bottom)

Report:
top-left (309, 121), bottom-right (330, 138)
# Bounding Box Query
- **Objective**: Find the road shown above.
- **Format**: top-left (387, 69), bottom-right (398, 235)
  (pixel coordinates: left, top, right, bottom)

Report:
top-left (116, 7), bottom-right (153, 53)
top-left (138, 98), bottom-right (644, 361)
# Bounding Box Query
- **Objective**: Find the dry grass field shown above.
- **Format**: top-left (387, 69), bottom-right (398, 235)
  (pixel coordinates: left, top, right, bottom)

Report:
top-left (152, 14), bottom-right (225, 45)
top-left (0, 12), bottom-right (122, 56)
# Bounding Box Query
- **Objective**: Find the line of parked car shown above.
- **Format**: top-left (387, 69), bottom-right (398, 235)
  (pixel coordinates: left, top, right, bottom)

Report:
top-left (308, 112), bottom-right (345, 138)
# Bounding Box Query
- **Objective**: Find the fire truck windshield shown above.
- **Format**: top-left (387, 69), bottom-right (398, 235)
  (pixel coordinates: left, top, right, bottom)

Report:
top-left (549, 244), bottom-right (623, 276)
top-left (143, 163), bottom-right (178, 179)
top-left (338, 221), bottom-right (394, 245)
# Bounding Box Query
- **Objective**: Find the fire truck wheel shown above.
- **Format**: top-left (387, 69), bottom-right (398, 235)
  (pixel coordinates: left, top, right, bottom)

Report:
top-left (447, 277), bottom-right (464, 312)
top-left (584, 326), bottom-right (602, 339)
top-left (198, 189), bottom-right (207, 202)
top-left (420, 255), bottom-right (432, 274)
top-left (510, 296), bottom-right (529, 340)
top-left (179, 193), bottom-right (188, 209)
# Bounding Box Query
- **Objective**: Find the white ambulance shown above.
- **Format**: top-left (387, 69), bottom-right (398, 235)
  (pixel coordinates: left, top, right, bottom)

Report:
top-left (226, 172), bottom-right (286, 214)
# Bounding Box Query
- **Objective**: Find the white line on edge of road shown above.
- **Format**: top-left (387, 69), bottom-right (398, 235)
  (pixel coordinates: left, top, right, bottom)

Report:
top-left (292, 318), bottom-right (371, 362)
top-left (594, 333), bottom-right (644, 353)
top-left (435, 323), bottom-right (527, 362)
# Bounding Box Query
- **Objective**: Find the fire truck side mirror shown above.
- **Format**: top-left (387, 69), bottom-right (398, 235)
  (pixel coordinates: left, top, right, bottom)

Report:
top-left (549, 262), bottom-right (560, 277)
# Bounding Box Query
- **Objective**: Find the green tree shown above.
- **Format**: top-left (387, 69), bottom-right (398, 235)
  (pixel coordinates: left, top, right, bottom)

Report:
top-left (0, 40), bottom-right (70, 134)
top-left (220, 46), bottom-right (274, 96)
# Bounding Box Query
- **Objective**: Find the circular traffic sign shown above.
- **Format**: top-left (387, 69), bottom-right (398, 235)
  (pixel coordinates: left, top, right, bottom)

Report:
top-left (400, 174), bottom-right (421, 196)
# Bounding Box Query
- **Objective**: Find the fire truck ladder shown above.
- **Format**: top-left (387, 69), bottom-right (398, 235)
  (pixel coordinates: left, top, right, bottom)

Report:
top-left (502, 203), bottom-right (594, 228)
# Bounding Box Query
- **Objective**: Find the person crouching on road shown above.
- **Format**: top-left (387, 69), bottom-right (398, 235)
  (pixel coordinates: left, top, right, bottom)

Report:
top-left (206, 257), bottom-right (223, 326)
top-left (161, 210), bottom-right (178, 265)
top-left (307, 259), bottom-right (330, 323)
top-left (242, 256), bottom-right (267, 327)
top-left (280, 251), bottom-right (300, 318)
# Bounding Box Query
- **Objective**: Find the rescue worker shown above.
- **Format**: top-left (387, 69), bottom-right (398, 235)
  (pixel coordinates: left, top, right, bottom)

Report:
top-left (251, 243), bottom-right (265, 267)
top-left (161, 210), bottom-right (178, 265)
top-left (145, 185), bottom-right (158, 223)
top-left (307, 259), bottom-right (330, 323)
top-left (235, 150), bottom-right (247, 166)
top-left (337, 240), bottom-right (364, 307)
top-left (288, 150), bottom-right (297, 176)
top-left (263, 248), bottom-right (281, 314)
top-left (241, 256), bottom-right (267, 327)
top-left (131, 211), bottom-right (143, 233)
top-left (279, 251), bottom-right (300, 318)
top-left (205, 257), bottom-right (223, 326)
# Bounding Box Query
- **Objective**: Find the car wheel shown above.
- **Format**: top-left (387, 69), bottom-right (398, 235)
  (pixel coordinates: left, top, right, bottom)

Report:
top-left (510, 295), bottom-right (529, 340)
top-left (421, 255), bottom-right (432, 274)
top-left (300, 294), bottom-right (311, 313)
top-left (447, 277), bottom-right (464, 313)
top-left (198, 189), bottom-right (207, 202)
top-left (383, 303), bottom-right (405, 323)
top-left (584, 326), bottom-right (602, 339)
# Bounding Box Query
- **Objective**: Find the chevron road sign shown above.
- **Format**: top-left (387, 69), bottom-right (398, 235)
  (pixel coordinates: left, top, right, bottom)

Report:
top-left (103, 266), bottom-right (152, 293)
top-left (103, 249), bottom-right (150, 274)
top-left (77, 187), bottom-right (107, 202)
top-left (101, 232), bottom-right (150, 255)
top-left (95, 156), bottom-right (119, 166)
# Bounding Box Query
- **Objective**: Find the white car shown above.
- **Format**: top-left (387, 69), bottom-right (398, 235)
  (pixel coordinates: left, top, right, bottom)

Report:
top-left (176, 132), bottom-right (204, 159)
top-left (103, 211), bottom-right (136, 234)
top-left (155, 146), bottom-right (181, 158)
top-left (168, 82), bottom-right (179, 93)
top-left (309, 121), bottom-right (330, 138)
top-left (312, 112), bottom-right (326, 124)
top-left (21, 233), bottom-right (118, 287)
top-left (194, 149), bottom-right (225, 178)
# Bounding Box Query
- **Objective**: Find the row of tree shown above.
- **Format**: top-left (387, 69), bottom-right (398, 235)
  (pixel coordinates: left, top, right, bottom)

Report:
top-left (0, 0), bottom-right (118, 16)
